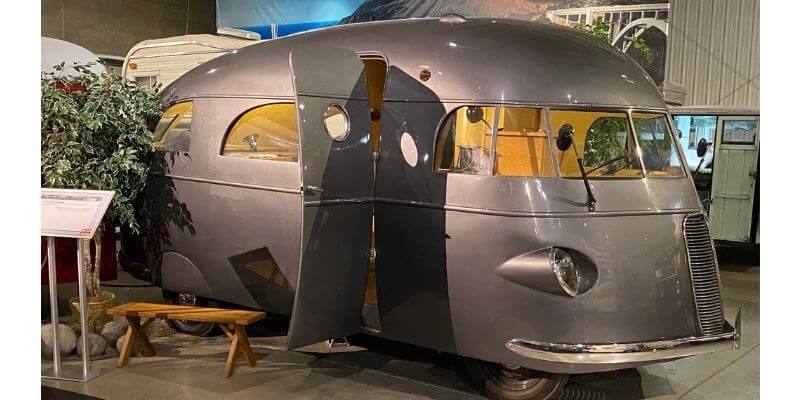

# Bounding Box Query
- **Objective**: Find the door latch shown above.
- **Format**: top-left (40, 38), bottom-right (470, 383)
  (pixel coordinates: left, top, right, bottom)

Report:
top-left (303, 185), bottom-right (323, 194)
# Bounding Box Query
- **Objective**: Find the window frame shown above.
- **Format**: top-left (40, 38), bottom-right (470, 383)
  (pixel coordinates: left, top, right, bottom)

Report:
top-left (219, 102), bottom-right (300, 163)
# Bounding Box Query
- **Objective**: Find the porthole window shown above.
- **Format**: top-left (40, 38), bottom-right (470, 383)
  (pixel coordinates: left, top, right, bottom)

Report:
top-left (323, 104), bottom-right (349, 141)
top-left (153, 101), bottom-right (192, 152)
top-left (222, 103), bottom-right (299, 162)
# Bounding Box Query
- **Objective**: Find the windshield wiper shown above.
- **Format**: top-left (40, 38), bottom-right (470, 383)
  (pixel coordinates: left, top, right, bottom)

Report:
top-left (556, 124), bottom-right (596, 210)
top-left (585, 154), bottom-right (634, 175)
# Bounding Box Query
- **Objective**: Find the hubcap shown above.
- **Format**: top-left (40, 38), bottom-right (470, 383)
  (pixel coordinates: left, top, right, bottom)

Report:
top-left (173, 293), bottom-right (209, 331)
top-left (488, 364), bottom-right (543, 391)
top-left (177, 293), bottom-right (197, 306)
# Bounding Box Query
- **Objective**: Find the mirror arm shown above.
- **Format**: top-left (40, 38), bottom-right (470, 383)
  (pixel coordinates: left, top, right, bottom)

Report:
top-left (569, 138), bottom-right (597, 210)
top-left (693, 156), bottom-right (705, 181)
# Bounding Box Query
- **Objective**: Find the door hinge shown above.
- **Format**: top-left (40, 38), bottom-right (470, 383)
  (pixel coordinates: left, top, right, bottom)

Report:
top-left (303, 185), bottom-right (323, 194)
top-left (367, 248), bottom-right (377, 261)
top-left (371, 151), bottom-right (380, 161)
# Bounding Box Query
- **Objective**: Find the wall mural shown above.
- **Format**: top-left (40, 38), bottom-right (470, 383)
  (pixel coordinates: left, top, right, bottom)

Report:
top-left (217, 0), bottom-right (669, 84)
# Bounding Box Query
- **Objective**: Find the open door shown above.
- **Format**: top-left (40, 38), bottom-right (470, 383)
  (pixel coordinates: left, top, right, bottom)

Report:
top-left (287, 45), bottom-right (373, 349)
top-left (709, 116), bottom-right (759, 242)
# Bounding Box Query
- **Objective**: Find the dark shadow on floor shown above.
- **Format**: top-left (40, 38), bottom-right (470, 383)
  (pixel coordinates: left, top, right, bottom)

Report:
top-left (42, 386), bottom-right (103, 400)
top-left (317, 334), bottom-right (646, 400)
top-left (716, 243), bottom-right (759, 272)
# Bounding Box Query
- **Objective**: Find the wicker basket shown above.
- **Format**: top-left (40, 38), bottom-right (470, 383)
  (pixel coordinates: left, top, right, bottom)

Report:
top-left (68, 290), bottom-right (116, 334)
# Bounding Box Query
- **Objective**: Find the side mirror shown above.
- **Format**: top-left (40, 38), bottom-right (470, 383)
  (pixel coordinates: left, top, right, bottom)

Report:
top-left (696, 138), bottom-right (708, 158)
top-left (556, 124), bottom-right (574, 152)
top-left (465, 106), bottom-right (484, 124)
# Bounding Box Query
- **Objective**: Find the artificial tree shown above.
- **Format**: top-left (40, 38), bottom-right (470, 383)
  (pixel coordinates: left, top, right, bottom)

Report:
top-left (41, 63), bottom-right (161, 301)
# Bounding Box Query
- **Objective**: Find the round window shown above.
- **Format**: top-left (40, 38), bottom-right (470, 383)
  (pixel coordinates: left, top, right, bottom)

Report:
top-left (323, 104), bottom-right (349, 141)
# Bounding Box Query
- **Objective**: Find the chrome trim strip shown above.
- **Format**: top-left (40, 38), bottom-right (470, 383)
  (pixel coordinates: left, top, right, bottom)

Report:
top-left (374, 197), bottom-right (700, 218)
top-left (304, 198), bottom-right (374, 207)
top-left (158, 173), bottom-right (301, 194)
top-left (506, 309), bottom-right (741, 365)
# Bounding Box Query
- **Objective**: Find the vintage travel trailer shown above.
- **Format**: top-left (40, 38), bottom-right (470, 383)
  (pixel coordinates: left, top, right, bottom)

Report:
top-left (122, 28), bottom-right (260, 90)
top-left (671, 106), bottom-right (760, 244)
top-left (123, 16), bottom-right (741, 400)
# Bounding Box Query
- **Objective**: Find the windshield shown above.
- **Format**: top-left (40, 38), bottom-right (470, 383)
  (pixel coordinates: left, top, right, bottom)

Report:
top-left (631, 112), bottom-right (684, 177)
top-left (550, 110), bottom-right (685, 178)
top-left (550, 110), bottom-right (643, 178)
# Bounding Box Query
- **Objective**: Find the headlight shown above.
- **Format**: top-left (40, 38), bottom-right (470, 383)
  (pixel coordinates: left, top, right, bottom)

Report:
top-left (549, 248), bottom-right (579, 297)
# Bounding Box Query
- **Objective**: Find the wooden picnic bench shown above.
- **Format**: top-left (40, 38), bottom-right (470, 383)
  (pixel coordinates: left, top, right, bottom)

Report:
top-left (108, 302), bottom-right (266, 378)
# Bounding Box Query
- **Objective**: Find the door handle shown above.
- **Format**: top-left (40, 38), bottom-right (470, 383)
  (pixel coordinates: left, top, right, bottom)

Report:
top-left (749, 170), bottom-right (757, 178)
top-left (303, 185), bottom-right (323, 194)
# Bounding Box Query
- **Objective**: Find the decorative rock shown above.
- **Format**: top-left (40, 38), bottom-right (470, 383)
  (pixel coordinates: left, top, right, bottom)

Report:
top-left (76, 333), bottom-right (107, 358)
top-left (101, 321), bottom-right (128, 348)
top-left (104, 345), bottom-right (119, 357)
top-left (42, 323), bottom-right (77, 358)
top-left (116, 335), bottom-right (139, 357)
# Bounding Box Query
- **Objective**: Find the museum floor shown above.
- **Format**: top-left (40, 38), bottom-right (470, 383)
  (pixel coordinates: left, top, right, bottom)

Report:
top-left (42, 245), bottom-right (759, 400)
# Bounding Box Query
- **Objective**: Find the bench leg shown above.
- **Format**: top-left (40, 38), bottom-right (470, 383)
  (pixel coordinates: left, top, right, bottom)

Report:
top-left (118, 325), bottom-right (135, 368)
top-left (117, 316), bottom-right (156, 368)
top-left (224, 329), bottom-right (240, 378)
top-left (235, 325), bottom-right (257, 367)
top-left (219, 324), bottom-right (257, 377)
top-left (127, 316), bottom-right (156, 357)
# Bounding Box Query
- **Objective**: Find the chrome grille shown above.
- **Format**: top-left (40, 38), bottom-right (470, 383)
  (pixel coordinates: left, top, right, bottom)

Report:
top-left (683, 214), bottom-right (725, 335)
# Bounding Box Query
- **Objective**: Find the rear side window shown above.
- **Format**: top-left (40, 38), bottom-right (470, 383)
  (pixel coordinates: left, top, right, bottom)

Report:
top-left (222, 103), bottom-right (299, 162)
top-left (153, 102), bottom-right (192, 152)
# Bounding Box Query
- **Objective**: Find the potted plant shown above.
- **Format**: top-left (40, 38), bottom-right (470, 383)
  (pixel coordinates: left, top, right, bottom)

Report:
top-left (41, 63), bottom-right (162, 332)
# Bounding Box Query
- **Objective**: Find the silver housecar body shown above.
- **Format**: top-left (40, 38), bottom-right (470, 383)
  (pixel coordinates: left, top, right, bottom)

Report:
top-left (125, 17), bottom-right (740, 375)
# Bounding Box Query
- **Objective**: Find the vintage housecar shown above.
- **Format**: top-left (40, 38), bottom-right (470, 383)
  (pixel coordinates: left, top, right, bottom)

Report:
top-left (123, 16), bottom-right (741, 400)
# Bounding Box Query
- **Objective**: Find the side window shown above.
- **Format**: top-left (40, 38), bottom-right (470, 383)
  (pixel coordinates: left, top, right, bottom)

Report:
top-left (721, 119), bottom-right (758, 144)
top-left (435, 106), bottom-right (554, 177)
top-left (222, 103), bottom-right (298, 162)
top-left (435, 106), bottom-right (495, 174)
top-left (153, 102), bottom-right (192, 152)
top-left (672, 114), bottom-right (717, 174)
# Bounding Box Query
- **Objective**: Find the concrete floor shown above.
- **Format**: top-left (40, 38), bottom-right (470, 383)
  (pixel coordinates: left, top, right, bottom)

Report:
top-left (42, 246), bottom-right (759, 400)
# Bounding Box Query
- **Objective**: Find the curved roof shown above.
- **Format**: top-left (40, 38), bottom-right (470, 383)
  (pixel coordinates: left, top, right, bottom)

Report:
top-left (162, 17), bottom-right (665, 108)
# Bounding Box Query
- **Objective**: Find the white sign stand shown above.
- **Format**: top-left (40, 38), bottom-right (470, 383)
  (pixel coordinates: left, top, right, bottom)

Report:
top-left (41, 188), bottom-right (115, 382)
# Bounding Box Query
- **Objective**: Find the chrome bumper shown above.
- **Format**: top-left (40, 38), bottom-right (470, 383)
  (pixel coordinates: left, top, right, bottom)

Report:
top-left (506, 308), bottom-right (741, 365)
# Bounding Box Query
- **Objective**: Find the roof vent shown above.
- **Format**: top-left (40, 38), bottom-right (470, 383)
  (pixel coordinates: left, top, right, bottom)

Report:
top-left (439, 14), bottom-right (467, 24)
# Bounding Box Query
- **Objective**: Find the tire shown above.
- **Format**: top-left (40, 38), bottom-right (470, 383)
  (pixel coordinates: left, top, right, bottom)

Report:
top-left (464, 358), bottom-right (568, 400)
top-left (162, 291), bottom-right (218, 337)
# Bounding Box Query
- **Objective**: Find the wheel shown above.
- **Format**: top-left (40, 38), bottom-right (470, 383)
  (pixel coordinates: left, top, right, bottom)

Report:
top-left (163, 291), bottom-right (218, 336)
top-left (464, 358), bottom-right (568, 400)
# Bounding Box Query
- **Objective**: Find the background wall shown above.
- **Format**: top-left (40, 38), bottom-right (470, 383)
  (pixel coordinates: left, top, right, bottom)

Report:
top-left (41, 0), bottom-right (216, 59)
top-left (665, 0), bottom-right (759, 108)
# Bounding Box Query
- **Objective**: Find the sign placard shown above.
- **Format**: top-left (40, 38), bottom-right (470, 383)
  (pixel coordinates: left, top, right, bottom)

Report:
top-left (41, 188), bottom-right (115, 238)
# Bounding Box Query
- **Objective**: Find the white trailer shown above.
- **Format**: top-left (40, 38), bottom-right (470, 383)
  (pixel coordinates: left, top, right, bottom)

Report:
top-left (122, 28), bottom-right (260, 90)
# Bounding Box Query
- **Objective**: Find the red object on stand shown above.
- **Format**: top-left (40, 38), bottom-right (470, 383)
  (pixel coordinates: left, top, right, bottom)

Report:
top-left (41, 229), bottom-right (118, 285)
